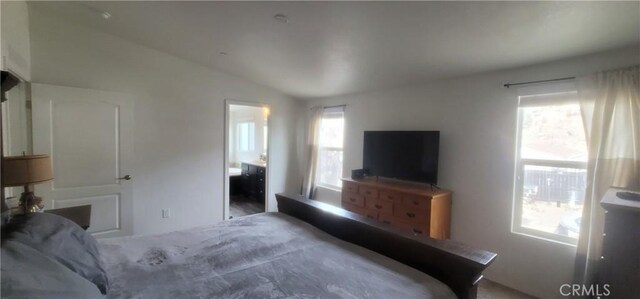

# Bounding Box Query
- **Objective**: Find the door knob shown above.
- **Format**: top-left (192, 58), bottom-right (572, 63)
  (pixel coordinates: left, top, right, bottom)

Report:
top-left (118, 175), bottom-right (133, 181)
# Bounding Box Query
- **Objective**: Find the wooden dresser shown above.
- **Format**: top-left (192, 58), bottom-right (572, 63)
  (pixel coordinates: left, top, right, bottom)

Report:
top-left (341, 178), bottom-right (451, 239)
top-left (599, 189), bottom-right (640, 298)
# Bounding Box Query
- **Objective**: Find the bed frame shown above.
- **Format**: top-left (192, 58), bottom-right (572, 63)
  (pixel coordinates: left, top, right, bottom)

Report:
top-left (276, 193), bottom-right (497, 299)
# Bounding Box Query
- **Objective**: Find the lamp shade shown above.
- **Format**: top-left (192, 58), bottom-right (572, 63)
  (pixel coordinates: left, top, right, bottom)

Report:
top-left (2, 155), bottom-right (53, 187)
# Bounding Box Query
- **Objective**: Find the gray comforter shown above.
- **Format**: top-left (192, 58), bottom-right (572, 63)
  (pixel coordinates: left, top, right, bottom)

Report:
top-left (99, 212), bottom-right (455, 299)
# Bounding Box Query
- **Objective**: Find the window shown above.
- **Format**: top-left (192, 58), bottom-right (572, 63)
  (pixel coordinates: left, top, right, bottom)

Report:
top-left (237, 121), bottom-right (255, 152)
top-left (263, 106), bottom-right (269, 152)
top-left (316, 108), bottom-right (345, 189)
top-left (263, 124), bottom-right (268, 151)
top-left (513, 89), bottom-right (588, 244)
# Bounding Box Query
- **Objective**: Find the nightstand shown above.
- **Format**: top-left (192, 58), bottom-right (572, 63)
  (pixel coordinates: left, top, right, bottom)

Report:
top-left (46, 205), bottom-right (92, 230)
top-left (599, 189), bottom-right (640, 298)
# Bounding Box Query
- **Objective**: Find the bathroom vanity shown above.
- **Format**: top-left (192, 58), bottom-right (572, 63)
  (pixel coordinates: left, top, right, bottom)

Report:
top-left (241, 162), bottom-right (266, 203)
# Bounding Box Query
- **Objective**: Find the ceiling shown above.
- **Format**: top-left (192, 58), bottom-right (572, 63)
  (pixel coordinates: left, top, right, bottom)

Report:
top-left (31, 1), bottom-right (640, 99)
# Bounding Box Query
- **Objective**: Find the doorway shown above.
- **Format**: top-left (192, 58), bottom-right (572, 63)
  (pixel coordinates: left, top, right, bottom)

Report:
top-left (224, 101), bottom-right (269, 219)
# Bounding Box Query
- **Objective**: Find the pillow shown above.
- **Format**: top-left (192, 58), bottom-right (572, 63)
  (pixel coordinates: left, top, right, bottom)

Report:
top-left (2, 212), bottom-right (109, 294)
top-left (1, 240), bottom-right (105, 298)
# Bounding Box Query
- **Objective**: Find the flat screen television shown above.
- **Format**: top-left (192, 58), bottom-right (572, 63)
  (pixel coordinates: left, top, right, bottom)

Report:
top-left (363, 131), bottom-right (439, 184)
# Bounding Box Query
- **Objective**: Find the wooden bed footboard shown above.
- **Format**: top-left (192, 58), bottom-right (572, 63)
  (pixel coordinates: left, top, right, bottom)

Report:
top-left (276, 193), bottom-right (497, 299)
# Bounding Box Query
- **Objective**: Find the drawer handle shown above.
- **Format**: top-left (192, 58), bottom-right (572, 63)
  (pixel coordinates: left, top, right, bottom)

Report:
top-left (374, 204), bottom-right (383, 209)
top-left (366, 215), bottom-right (374, 219)
top-left (413, 229), bottom-right (422, 234)
top-left (412, 201), bottom-right (419, 205)
top-left (406, 212), bottom-right (416, 218)
top-left (349, 197), bottom-right (356, 202)
top-left (382, 220), bottom-right (391, 224)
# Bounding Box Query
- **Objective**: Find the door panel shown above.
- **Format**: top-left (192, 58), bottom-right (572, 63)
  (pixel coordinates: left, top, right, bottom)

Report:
top-left (32, 83), bottom-right (133, 237)
top-left (52, 99), bottom-right (120, 188)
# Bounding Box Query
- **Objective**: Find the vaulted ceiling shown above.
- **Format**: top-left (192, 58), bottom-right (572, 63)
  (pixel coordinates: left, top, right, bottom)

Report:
top-left (31, 1), bottom-right (640, 99)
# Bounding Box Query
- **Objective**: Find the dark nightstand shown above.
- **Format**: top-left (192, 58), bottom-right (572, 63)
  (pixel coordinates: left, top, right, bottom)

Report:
top-left (46, 205), bottom-right (92, 230)
top-left (599, 188), bottom-right (640, 298)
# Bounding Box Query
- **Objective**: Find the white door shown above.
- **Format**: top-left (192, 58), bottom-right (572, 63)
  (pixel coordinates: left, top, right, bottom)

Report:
top-left (32, 84), bottom-right (133, 237)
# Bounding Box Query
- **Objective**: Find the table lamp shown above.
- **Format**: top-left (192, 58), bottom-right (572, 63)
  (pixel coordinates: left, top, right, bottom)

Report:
top-left (2, 154), bottom-right (53, 214)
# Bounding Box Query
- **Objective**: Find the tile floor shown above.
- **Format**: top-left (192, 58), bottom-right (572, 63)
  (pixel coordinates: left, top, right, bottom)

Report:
top-left (229, 195), bottom-right (264, 218)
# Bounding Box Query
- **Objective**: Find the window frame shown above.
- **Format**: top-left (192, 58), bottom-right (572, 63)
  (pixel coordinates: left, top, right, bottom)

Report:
top-left (512, 91), bottom-right (587, 246)
top-left (315, 109), bottom-right (345, 191)
top-left (236, 121), bottom-right (256, 152)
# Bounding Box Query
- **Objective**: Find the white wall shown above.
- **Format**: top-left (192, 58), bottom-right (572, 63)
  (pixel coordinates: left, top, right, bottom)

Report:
top-left (28, 6), bottom-right (303, 236)
top-left (1, 0), bottom-right (31, 80)
top-left (1, 0), bottom-right (32, 156)
top-left (307, 45), bottom-right (640, 298)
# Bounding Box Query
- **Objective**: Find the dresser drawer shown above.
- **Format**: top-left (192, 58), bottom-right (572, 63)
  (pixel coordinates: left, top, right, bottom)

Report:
top-left (408, 226), bottom-right (427, 235)
top-left (342, 202), bottom-right (377, 220)
top-left (379, 213), bottom-right (410, 228)
top-left (380, 190), bottom-right (402, 202)
top-left (343, 180), bottom-right (359, 193)
top-left (359, 186), bottom-right (379, 199)
top-left (394, 203), bottom-right (429, 223)
top-left (379, 213), bottom-right (428, 235)
top-left (342, 202), bottom-right (366, 215)
top-left (342, 192), bottom-right (365, 208)
top-left (404, 219), bottom-right (429, 235)
top-left (365, 197), bottom-right (392, 214)
top-left (402, 195), bottom-right (430, 210)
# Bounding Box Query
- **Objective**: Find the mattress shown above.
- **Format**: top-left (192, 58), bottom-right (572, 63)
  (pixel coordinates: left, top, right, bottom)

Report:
top-left (99, 212), bottom-right (455, 298)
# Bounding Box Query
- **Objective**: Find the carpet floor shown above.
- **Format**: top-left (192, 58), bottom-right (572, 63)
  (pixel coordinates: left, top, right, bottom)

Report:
top-left (478, 279), bottom-right (537, 299)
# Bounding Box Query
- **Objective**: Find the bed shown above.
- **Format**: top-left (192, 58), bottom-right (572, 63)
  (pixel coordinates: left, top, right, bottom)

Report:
top-left (1, 194), bottom-right (496, 299)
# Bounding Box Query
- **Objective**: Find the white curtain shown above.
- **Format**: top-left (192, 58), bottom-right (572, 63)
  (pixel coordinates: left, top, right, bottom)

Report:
top-left (302, 106), bottom-right (324, 199)
top-left (574, 65), bottom-right (640, 284)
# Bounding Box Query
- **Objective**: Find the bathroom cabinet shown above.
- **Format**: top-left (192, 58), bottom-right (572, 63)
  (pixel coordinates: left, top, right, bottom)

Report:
top-left (241, 162), bottom-right (266, 203)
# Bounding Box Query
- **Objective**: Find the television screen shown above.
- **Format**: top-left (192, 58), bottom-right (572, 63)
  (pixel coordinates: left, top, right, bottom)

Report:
top-left (363, 131), bottom-right (439, 184)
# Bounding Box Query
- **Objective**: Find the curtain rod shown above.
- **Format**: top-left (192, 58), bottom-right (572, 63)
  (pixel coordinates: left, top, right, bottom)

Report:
top-left (503, 76), bottom-right (575, 88)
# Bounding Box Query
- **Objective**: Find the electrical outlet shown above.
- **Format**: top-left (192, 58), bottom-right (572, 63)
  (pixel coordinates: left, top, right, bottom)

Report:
top-left (162, 209), bottom-right (170, 218)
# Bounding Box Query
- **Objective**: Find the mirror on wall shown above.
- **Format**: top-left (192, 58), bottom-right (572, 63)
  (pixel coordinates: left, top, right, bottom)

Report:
top-left (2, 79), bottom-right (32, 208)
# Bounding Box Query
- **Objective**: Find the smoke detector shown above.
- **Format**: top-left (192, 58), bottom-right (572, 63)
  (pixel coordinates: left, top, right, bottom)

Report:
top-left (273, 14), bottom-right (289, 23)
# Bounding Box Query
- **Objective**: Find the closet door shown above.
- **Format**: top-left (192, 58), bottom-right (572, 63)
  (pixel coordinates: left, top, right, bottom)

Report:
top-left (32, 83), bottom-right (133, 237)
